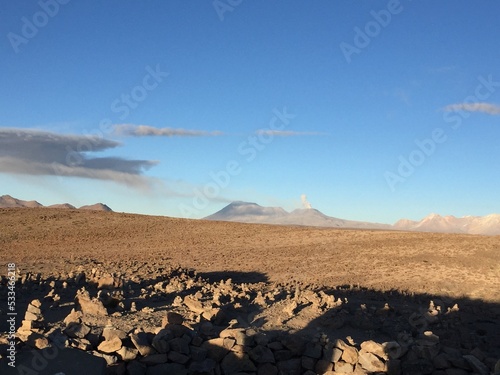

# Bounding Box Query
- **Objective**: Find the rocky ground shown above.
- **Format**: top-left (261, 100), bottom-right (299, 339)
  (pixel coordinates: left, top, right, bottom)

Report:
top-left (0, 208), bottom-right (499, 374)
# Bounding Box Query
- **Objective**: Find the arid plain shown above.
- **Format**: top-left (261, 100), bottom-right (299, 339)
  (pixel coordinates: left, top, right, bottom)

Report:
top-left (1, 208), bottom-right (499, 301)
top-left (1, 208), bottom-right (499, 374)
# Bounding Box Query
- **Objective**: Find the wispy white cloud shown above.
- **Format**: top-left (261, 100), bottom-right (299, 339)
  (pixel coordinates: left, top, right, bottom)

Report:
top-left (113, 124), bottom-right (326, 138)
top-left (113, 124), bottom-right (224, 137)
top-left (443, 102), bottom-right (500, 115)
top-left (255, 130), bottom-right (327, 136)
top-left (0, 128), bottom-right (158, 189)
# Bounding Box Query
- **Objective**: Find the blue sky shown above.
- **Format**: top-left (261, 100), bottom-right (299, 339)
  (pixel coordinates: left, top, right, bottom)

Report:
top-left (1, 1), bottom-right (499, 223)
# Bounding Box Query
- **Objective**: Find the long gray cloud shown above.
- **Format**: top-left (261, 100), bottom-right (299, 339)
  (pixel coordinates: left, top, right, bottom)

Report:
top-left (443, 102), bottom-right (500, 115)
top-left (113, 124), bottom-right (224, 137)
top-left (0, 128), bottom-right (158, 188)
top-left (114, 124), bottom-right (326, 138)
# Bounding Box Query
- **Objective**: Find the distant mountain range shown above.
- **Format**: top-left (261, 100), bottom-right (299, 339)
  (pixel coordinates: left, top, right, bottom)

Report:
top-left (0, 195), bottom-right (112, 212)
top-left (204, 201), bottom-right (500, 235)
top-left (204, 201), bottom-right (391, 230)
top-left (394, 213), bottom-right (500, 236)
top-left (2, 195), bottom-right (498, 235)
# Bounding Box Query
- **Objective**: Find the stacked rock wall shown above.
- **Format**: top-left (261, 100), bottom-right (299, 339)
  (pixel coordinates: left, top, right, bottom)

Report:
top-left (1, 264), bottom-right (499, 375)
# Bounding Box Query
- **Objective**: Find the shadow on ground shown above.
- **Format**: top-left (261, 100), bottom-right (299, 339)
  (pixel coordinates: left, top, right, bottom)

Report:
top-left (1, 267), bottom-right (499, 374)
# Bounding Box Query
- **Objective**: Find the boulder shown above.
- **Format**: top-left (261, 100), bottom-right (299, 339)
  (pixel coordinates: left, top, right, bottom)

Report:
top-left (168, 336), bottom-right (190, 354)
top-left (274, 349), bottom-right (293, 362)
top-left (76, 288), bottom-right (108, 316)
top-left (146, 363), bottom-right (187, 375)
top-left (139, 354), bottom-right (168, 365)
top-left (463, 355), bottom-right (489, 375)
top-left (303, 343), bottom-right (322, 359)
top-left (98, 336), bottom-right (122, 354)
top-left (102, 326), bottom-right (128, 341)
top-left (26, 301), bottom-right (42, 316)
top-left (334, 361), bottom-right (354, 373)
top-left (190, 345), bottom-right (207, 361)
top-left (383, 341), bottom-right (403, 359)
top-left (358, 351), bottom-right (386, 373)
top-left (301, 355), bottom-right (316, 370)
top-left (117, 346), bottom-right (139, 361)
top-left (433, 353), bottom-right (450, 369)
top-left (249, 344), bottom-right (275, 364)
top-left (219, 328), bottom-right (249, 346)
top-left (130, 332), bottom-right (156, 357)
top-left (97, 274), bottom-right (115, 289)
top-left (267, 341), bottom-right (283, 351)
top-left (495, 359), bottom-right (500, 374)
top-left (92, 351), bottom-right (118, 366)
top-left (277, 358), bottom-right (301, 375)
top-left (69, 337), bottom-right (93, 351)
top-left (184, 296), bottom-right (205, 314)
top-left (360, 340), bottom-right (387, 360)
top-left (64, 322), bottom-right (91, 339)
top-left (221, 352), bottom-right (257, 373)
top-left (323, 343), bottom-right (343, 363)
top-left (64, 308), bottom-right (83, 325)
top-left (281, 335), bottom-right (306, 356)
top-left (315, 359), bottom-right (334, 373)
top-left (283, 300), bottom-right (298, 316)
top-left (168, 351), bottom-right (190, 364)
top-left (341, 344), bottom-right (359, 364)
top-left (162, 311), bottom-right (184, 326)
top-left (257, 363), bottom-right (279, 375)
top-left (188, 358), bottom-right (217, 373)
top-left (202, 337), bottom-right (230, 362)
top-left (151, 328), bottom-right (173, 353)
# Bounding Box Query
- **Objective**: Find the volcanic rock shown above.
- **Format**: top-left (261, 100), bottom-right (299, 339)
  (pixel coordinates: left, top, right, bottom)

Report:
top-left (358, 351), bottom-right (386, 373)
top-left (221, 351), bottom-right (257, 373)
top-left (64, 322), bottom-right (91, 339)
top-left (76, 288), bottom-right (108, 316)
top-left (98, 336), bottom-right (123, 354)
top-left (130, 332), bottom-right (156, 357)
top-left (117, 346), bottom-right (139, 361)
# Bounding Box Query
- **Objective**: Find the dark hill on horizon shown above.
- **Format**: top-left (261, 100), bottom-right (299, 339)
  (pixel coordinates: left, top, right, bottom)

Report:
top-left (0, 195), bottom-right (112, 212)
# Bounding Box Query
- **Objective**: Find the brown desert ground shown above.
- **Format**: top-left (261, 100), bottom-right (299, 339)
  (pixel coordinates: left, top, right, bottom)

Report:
top-left (1, 208), bottom-right (499, 301)
top-left (1, 208), bottom-right (499, 374)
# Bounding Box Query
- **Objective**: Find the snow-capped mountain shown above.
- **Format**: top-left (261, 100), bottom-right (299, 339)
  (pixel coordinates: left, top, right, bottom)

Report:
top-left (395, 213), bottom-right (500, 235)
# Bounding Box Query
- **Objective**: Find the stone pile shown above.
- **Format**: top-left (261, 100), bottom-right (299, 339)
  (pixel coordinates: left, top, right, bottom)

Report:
top-left (0, 264), bottom-right (499, 375)
top-left (15, 299), bottom-right (50, 350)
top-left (11, 304), bottom-right (500, 375)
